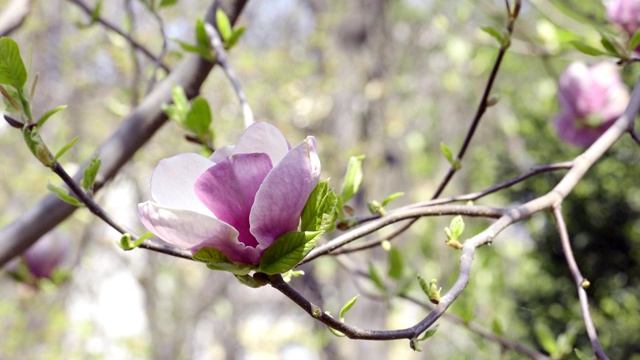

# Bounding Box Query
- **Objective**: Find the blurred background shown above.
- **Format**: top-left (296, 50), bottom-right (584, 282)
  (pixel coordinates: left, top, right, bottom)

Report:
top-left (1, 0), bottom-right (639, 359)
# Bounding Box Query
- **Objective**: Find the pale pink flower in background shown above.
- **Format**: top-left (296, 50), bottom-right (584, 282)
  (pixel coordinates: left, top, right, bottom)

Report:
top-left (138, 122), bottom-right (321, 264)
top-left (606, 0), bottom-right (640, 34)
top-left (23, 230), bottom-right (70, 279)
top-left (554, 62), bottom-right (629, 147)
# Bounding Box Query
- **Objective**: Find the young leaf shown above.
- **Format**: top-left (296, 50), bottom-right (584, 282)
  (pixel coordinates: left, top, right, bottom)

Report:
top-left (534, 321), bottom-right (558, 356)
top-left (81, 155), bottom-right (102, 191)
top-left (574, 348), bottom-right (591, 360)
top-left (53, 136), bottom-right (79, 161)
top-left (174, 40), bottom-right (213, 61)
top-left (159, 0), bottom-right (178, 7)
top-left (47, 183), bottom-right (83, 207)
top-left (492, 318), bottom-right (504, 336)
top-left (184, 97), bottom-right (212, 137)
top-left (23, 126), bottom-right (54, 167)
top-left (300, 180), bottom-right (339, 233)
top-left (0, 37), bottom-right (28, 90)
top-left (195, 19), bottom-right (210, 48)
top-left (339, 295), bottom-right (359, 322)
top-left (569, 41), bottom-right (607, 56)
top-left (259, 231), bottom-right (322, 275)
top-left (235, 274), bottom-right (268, 288)
top-left (340, 155), bottom-right (365, 203)
top-left (387, 247), bottom-right (404, 280)
top-left (599, 33), bottom-right (619, 56)
top-left (215, 8), bottom-right (233, 41)
top-left (630, 29), bottom-right (640, 51)
top-left (193, 247), bottom-right (254, 275)
top-left (90, 0), bottom-right (103, 24)
top-left (37, 105), bottom-right (67, 127)
top-left (440, 142), bottom-right (455, 166)
top-left (381, 192), bottom-right (404, 207)
top-left (369, 263), bottom-right (386, 291)
top-left (225, 26), bottom-right (245, 49)
top-left (418, 325), bottom-right (439, 341)
top-left (480, 26), bottom-right (503, 45)
top-left (449, 215), bottom-right (465, 240)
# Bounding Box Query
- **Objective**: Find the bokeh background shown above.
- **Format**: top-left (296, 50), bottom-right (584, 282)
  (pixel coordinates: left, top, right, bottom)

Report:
top-left (1, 0), bottom-right (639, 359)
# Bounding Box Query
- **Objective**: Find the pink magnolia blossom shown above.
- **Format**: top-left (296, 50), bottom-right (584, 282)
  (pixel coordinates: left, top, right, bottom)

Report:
top-left (23, 231), bottom-right (70, 279)
top-left (606, 0), bottom-right (640, 35)
top-left (138, 122), bottom-right (321, 265)
top-left (554, 62), bottom-right (629, 147)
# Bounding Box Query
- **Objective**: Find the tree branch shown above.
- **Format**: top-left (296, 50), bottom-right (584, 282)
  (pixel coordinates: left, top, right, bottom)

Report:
top-left (0, 0), bottom-right (249, 267)
top-left (0, 0), bottom-right (31, 37)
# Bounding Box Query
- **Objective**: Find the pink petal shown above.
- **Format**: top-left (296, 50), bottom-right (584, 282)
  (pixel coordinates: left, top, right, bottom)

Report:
top-left (138, 201), bottom-right (261, 263)
top-left (194, 153), bottom-right (273, 248)
top-left (249, 136), bottom-right (321, 247)
top-left (150, 153), bottom-right (213, 215)
top-left (209, 145), bottom-right (234, 163)
top-left (232, 122), bottom-right (291, 166)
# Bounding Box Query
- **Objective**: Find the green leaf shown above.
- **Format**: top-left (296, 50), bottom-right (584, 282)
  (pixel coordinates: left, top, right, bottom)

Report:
top-left (184, 97), bottom-right (212, 137)
top-left (449, 215), bottom-right (465, 240)
top-left (599, 33), bottom-right (618, 55)
top-left (418, 275), bottom-right (429, 296)
top-left (387, 247), bottom-right (404, 280)
top-left (159, 0), bottom-right (178, 7)
top-left (492, 318), bottom-right (504, 336)
top-left (574, 348), bottom-right (591, 360)
top-left (0, 37), bottom-right (28, 89)
top-left (418, 325), bottom-right (439, 341)
top-left (37, 105), bottom-right (67, 127)
top-left (534, 321), bottom-right (558, 356)
top-left (53, 136), bottom-right (79, 162)
top-left (340, 155), bottom-right (365, 203)
top-left (630, 29), bottom-right (640, 51)
top-left (381, 192), bottom-right (404, 207)
top-left (195, 19), bottom-right (210, 48)
top-left (480, 26), bottom-right (503, 45)
top-left (47, 183), bottom-right (83, 207)
top-left (193, 247), bottom-right (254, 275)
top-left (339, 295), bottom-right (359, 322)
top-left (81, 155), bottom-right (101, 191)
top-left (369, 263), bottom-right (386, 291)
top-left (215, 8), bottom-right (233, 41)
top-left (90, 1), bottom-right (103, 24)
top-left (300, 180), bottom-right (339, 233)
top-left (235, 274), bottom-right (268, 288)
top-left (175, 40), bottom-right (213, 61)
top-left (225, 26), bottom-right (245, 49)
top-left (569, 41), bottom-right (608, 56)
top-left (259, 231), bottom-right (322, 275)
top-left (23, 126), bottom-right (54, 167)
top-left (440, 142), bottom-right (455, 166)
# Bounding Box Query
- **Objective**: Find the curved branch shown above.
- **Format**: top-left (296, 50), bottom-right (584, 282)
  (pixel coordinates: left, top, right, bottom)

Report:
top-left (0, 0), bottom-right (249, 267)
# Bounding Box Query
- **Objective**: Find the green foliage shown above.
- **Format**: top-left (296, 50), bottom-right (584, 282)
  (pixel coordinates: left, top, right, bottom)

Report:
top-left (37, 105), bottom-right (67, 127)
top-left (480, 26), bottom-right (503, 46)
top-left (173, 19), bottom-right (214, 61)
top-left (410, 325), bottom-right (439, 352)
top-left (81, 155), bottom-right (101, 191)
top-left (444, 215), bottom-right (464, 249)
top-left (163, 85), bottom-right (214, 145)
top-left (216, 9), bottom-right (233, 42)
top-left (387, 246), bottom-right (404, 280)
top-left (193, 247), bottom-right (254, 275)
top-left (0, 37), bottom-right (27, 90)
top-left (339, 295), bottom-right (359, 323)
top-left (159, 0), bottom-right (178, 8)
top-left (340, 155), bottom-right (365, 203)
top-left (630, 29), bottom-right (640, 51)
top-left (440, 142), bottom-right (460, 170)
top-left (53, 136), bottom-right (79, 162)
top-left (300, 180), bottom-right (339, 233)
top-left (118, 232), bottom-right (153, 251)
top-left (46, 183), bottom-right (83, 207)
top-left (22, 126), bottom-right (54, 167)
top-left (258, 231), bottom-right (322, 275)
top-left (418, 276), bottom-right (441, 305)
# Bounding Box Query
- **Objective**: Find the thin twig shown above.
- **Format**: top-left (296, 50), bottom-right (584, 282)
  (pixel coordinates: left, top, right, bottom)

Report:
top-left (630, 128), bottom-right (640, 145)
top-left (51, 162), bottom-right (193, 260)
top-left (300, 205), bottom-right (506, 265)
top-left (204, 22), bottom-right (254, 128)
top-left (552, 206), bottom-right (609, 360)
top-left (125, 0), bottom-right (141, 106)
top-left (431, 1), bottom-right (520, 199)
top-left (146, 7), bottom-right (169, 93)
top-left (68, 0), bottom-right (171, 73)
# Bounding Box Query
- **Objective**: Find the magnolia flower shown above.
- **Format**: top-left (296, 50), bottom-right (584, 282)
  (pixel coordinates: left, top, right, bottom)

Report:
top-left (554, 62), bottom-right (629, 147)
top-left (606, 0), bottom-right (640, 35)
top-left (23, 231), bottom-right (70, 279)
top-left (138, 122), bottom-right (321, 265)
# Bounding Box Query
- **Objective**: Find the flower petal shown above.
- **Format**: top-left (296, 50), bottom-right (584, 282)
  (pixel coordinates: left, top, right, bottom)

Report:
top-left (194, 153), bottom-right (273, 248)
top-left (138, 201), bottom-right (261, 263)
top-left (249, 136), bottom-right (321, 247)
top-left (150, 153), bottom-right (213, 215)
top-left (209, 145), bottom-right (234, 163)
top-left (232, 122), bottom-right (291, 166)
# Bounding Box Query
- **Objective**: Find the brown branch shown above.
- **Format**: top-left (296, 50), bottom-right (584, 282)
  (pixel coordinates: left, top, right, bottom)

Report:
top-left (68, 0), bottom-right (171, 73)
top-left (551, 206), bottom-right (609, 360)
top-left (0, 0), bottom-right (249, 267)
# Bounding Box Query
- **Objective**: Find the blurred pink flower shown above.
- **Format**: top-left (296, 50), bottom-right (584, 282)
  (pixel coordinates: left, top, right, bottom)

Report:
top-left (138, 122), bottom-right (321, 264)
top-left (606, 0), bottom-right (640, 34)
top-left (23, 231), bottom-right (70, 279)
top-left (554, 62), bottom-right (629, 147)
